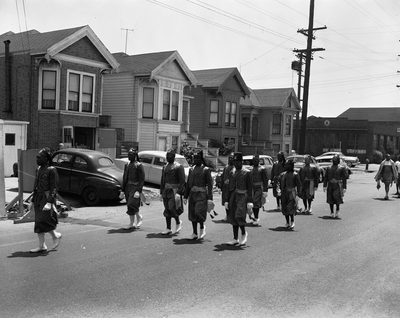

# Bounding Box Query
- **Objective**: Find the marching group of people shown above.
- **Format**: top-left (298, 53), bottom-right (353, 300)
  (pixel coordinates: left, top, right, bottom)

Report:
top-left (29, 146), bottom-right (399, 252)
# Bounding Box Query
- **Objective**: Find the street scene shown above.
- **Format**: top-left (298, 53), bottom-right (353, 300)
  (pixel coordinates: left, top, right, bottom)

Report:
top-left (1, 163), bottom-right (400, 318)
top-left (1, 1), bottom-right (400, 317)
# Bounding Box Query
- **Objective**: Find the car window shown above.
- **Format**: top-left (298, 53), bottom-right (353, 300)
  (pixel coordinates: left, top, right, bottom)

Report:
top-left (73, 156), bottom-right (88, 170)
top-left (175, 158), bottom-right (190, 168)
top-left (242, 159), bottom-right (253, 166)
top-left (52, 153), bottom-right (73, 166)
top-left (139, 155), bottom-right (153, 164)
top-left (259, 158), bottom-right (265, 165)
top-left (98, 157), bottom-right (114, 167)
top-left (154, 157), bottom-right (166, 166)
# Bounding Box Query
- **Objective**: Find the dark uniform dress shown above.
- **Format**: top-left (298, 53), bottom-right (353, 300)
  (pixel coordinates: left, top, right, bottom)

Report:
top-left (160, 161), bottom-right (185, 218)
top-left (227, 168), bottom-right (253, 226)
top-left (299, 165), bottom-right (319, 200)
top-left (122, 161), bottom-right (145, 215)
top-left (323, 165), bottom-right (347, 205)
top-left (271, 161), bottom-right (285, 198)
top-left (184, 164), bottom-right (213, 222)
top-left (220, 164), bottom-right (235, 206)
top-left (250, 165), bottom-right (269, 209)
top-left (279, 171), bottom-right (302, 216)
top-left (33, 165), bottom-right (59, 233)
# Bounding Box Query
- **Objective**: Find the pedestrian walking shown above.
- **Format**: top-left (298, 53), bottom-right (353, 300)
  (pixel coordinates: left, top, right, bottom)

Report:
top-left (248, 154), bottom-right (269, 226)
top-left (298, 155), bottom-right (319, 214)
top-left (394, 155), bottom-right (400, 196)
top-left (271, 151), bottom-right (286, 211)
top-left (323, 155), bottom-right (348, 218)
top-left (160, 148), bottom-right (185, 235)
top-left (278, 159), bottom-right (302, 229)
top-left (122, 148), bottom-right (145, 230)
top-left (225, 152), bottom-right (253, 246)
top-left (375, 153), bottom-right (397, 200)
top-left (30, 148), bottom-right (62, 253)
top-left (219, 153), bottom-right (235, 222)
top-left (183, 150), bottom-right (213, 240)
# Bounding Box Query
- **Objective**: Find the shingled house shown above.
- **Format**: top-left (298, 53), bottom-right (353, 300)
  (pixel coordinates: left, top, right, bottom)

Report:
top-left (0, 25), bottom-right (119, 151)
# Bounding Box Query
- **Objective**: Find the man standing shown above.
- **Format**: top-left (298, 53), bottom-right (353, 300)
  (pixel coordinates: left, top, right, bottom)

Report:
top-left (323, 155), bottom-right (348, 218)
top-left (298, 155), bottom-right (319, 214)
top-left (249, 154), bottom-right (269, 226)
top-left (225, 152), bottom-right (253, 246)
top-left (122, 148), bottom-right (145, 230)
top-left (219, 153), bottom-right (235, 222)
top-left (375, 153), bottom-right (397, 200)
top-left (271, 151), bottom-right (286, 211)
top-left (160, 148), bottom-right (185, 235)
top-left (395, 155), bottom-right (400, 196)
top-left (279, 159), bottom-right (302, 229)
top-left (30, 148), bottom-right (62, 253)
top-left (184, 150), bottom-right (213, 240)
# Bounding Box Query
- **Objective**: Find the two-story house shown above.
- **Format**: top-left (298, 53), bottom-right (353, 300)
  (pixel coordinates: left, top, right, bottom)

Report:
top-left (183, 68), bottom-right (250, 153)
top-left (240, 87), bottom-right (300, 157)
top-left (0, 26), bottom-right (119, 151)
top-left (101, 51), bottom-right (197, 153)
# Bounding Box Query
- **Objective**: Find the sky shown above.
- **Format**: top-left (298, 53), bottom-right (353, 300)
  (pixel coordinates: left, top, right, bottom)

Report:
top-left (1, 0), bottom-right (399, 118)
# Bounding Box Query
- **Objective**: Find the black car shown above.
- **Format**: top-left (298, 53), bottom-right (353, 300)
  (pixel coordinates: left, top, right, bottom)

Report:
top-left (51, 148), bottom-right (123, 206)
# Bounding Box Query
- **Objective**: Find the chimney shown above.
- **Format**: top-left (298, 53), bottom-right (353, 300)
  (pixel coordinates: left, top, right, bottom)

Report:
top-left (4, 40), bottom-right (12, 112)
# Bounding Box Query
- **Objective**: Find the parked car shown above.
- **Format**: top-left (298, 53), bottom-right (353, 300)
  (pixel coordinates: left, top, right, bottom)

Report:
top-left (315, 155), bottom-right (351, 179)
top-left (242, 154), bottom-right (273, 182)
top-left (286, 155), bottom-right (324, 182)
top-left (114, 150), bottom-right (190, 186)
top-left (51, 148), bottom-right (123, 206)
top-left (318, 151), bottom-right (359, 167)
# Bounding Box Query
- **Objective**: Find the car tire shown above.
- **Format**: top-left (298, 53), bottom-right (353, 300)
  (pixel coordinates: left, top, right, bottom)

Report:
top-left (82, 186), bottom-right (101, 206)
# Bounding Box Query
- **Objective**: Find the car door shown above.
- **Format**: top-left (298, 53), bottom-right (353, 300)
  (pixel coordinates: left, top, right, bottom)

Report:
top-left (138, 154), bottom-right (153, 183)
top-left (148, 156), bottom-right (166, 185)
top-left (52, 153), bottom-right (74, 192)
top-left (69, 155), bottom-right (90, 194)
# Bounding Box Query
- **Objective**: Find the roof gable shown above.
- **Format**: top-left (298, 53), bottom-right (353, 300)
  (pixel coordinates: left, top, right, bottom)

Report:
top-left (192, 68), bottom-right (250, 96)
top-left (338, 107), bottom-right (400, 122)
top-left (252, 88), bottom-right (300, 110)
top-left (0, 26), bottom-right (118, 69)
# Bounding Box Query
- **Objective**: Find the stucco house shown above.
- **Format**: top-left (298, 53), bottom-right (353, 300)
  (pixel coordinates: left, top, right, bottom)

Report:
top-left (101, 51), bottom-right (197, 153)
top-left (240, 87), bottom-right (301, 157)
top-left (0, 25), bottom-right (119, 151)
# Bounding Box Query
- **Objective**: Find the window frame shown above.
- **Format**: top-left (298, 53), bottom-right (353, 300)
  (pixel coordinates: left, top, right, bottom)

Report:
top-left (209, 100), bottom-right (219, 125)
top-left (38, 65), bottom-right (60, 110)
top-left (272, 113), bottom-right (282, 135)
top-left (142, 87), bottom-right (155, 119)
top-left (66, 70), bottom-right (96, 113)
top-left (162, 89), bottom-right (180, 121)
top-left (285, 115), bottom-right (292, 136)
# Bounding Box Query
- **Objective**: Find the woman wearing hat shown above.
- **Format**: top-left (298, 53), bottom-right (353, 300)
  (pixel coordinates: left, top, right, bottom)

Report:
top-left (30, 148), bottom-right (62, 252)
top-left (271, 151), bottom-right (286, 211)
top-left (249, 154), bottom-right (269, 226)
top-left (279, 158), bottom-right (302, 229)
top-left (219, 153), bottom-right (235, 222)
top-left (298, 155), bottom-right (319, 214)
top-left (183, 150), bottom-right (213, 240)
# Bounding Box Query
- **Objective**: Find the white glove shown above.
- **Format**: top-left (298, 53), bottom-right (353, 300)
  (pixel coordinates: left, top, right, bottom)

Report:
top-left (224, 202), bottom-right (229, 210)
top-left (247, 203), bottom-right (253, 210)
top-left (262, 192), bottom-right (268, 198)
top-left (134, 191), bottom-right (140, 199)
top-left (183, 199), bottom-right (188, 205)
top-left (323, 187), bottom-right (327, 193)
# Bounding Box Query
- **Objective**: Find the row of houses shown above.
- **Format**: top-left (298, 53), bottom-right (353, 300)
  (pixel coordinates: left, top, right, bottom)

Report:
top-left (0, 25), bottom-right (301, 174)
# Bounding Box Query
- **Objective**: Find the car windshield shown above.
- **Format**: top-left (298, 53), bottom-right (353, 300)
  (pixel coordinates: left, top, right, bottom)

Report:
top-left (243, 159), bottom-right (253, 165)
top-left (98, 157), bottom-right (114, 167)
top-left (175, 158), bottom-right (190, 168)
top-left (289, 156), bottom-right (305, 163)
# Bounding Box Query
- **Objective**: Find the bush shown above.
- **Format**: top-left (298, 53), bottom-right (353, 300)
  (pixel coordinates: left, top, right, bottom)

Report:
top-left (372, 150), bottom-right (383, 164)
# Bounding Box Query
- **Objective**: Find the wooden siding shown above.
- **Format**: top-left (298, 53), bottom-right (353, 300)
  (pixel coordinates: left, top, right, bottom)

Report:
top-left (102, 73), bottom-right (135, 140)
top-left (138, 121), bottom-right (156, 151)
top-left (159, 60), bottom-right (189, 82)
top-left (224, 76), bottom-right (246, 94)
top-left (184, 86), bottom-right (206, 138)
top-left (158, 122), bottom-right (181, 133)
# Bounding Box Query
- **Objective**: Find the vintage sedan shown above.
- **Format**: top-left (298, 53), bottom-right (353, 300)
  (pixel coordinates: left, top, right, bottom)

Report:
top-left (114, 150), bottom-right (190, 186)
top-left (287, 155), bottom-right (324, 182)
top-left (242, 154), bottom-right (273, 182)
top-left (51, 149), bottom-right (123, 206)
top-left (318, 151), bottom-right (359, 167)
top-left (315, 155), bottom-right (351, 179)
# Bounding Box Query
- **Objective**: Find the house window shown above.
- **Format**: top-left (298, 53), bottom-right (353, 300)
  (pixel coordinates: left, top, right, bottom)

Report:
top-left (143, 87), bottom-right (154, 118)
top-left (231, 102), bottom-right (237, 126)
top-left (272, 113), bottom-right (282, 135)
top-left (5, 133), bottom-right (15, 146)
top-left (172, 136), bottom-right (178, 153)
top-left (67, 71), bottom-right (95, 112)
top-left (225, 101), bottom-right (237, 127)
top-left (285, 115), bottom-right (291, 135)
top-left (209, 100), bottom-right (219, 125)
top-left (42, 70), bottom-right (57, 109)
top-left (163, 90), bottom-right (179, 121)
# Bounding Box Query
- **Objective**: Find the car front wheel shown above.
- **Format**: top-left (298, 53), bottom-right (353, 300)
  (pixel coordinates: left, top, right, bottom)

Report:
top-left (82, 186), bottom-right (101, 206)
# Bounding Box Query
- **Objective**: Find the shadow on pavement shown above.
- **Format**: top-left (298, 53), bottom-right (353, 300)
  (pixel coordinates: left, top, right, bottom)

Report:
top-left (146, 233), bottom-right (178, 239)
top-left (269, 226), bottom-right (295, 232)
top-left (7, 250), bottom-right (56, 258)
top-left (173, 238), bottom-right (204, 245)
top-left (318, 216), bottom-right (341, 220)
top-left (107, 228), bottom-right (138, 234)
top-left (213, 244), bottom-right (246, 251)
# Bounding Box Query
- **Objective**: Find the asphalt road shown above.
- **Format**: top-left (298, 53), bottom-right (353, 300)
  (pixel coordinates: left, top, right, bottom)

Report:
top-left (1, 167), bottom-right (400, 318)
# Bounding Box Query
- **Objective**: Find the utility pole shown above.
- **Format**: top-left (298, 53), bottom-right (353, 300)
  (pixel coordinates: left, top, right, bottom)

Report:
top-left (293, 0), bottom-right (326, 154)
top-left (291, 52), bottom-right (305, 151)
top-left (121, 28), bottom-right (135, 54)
